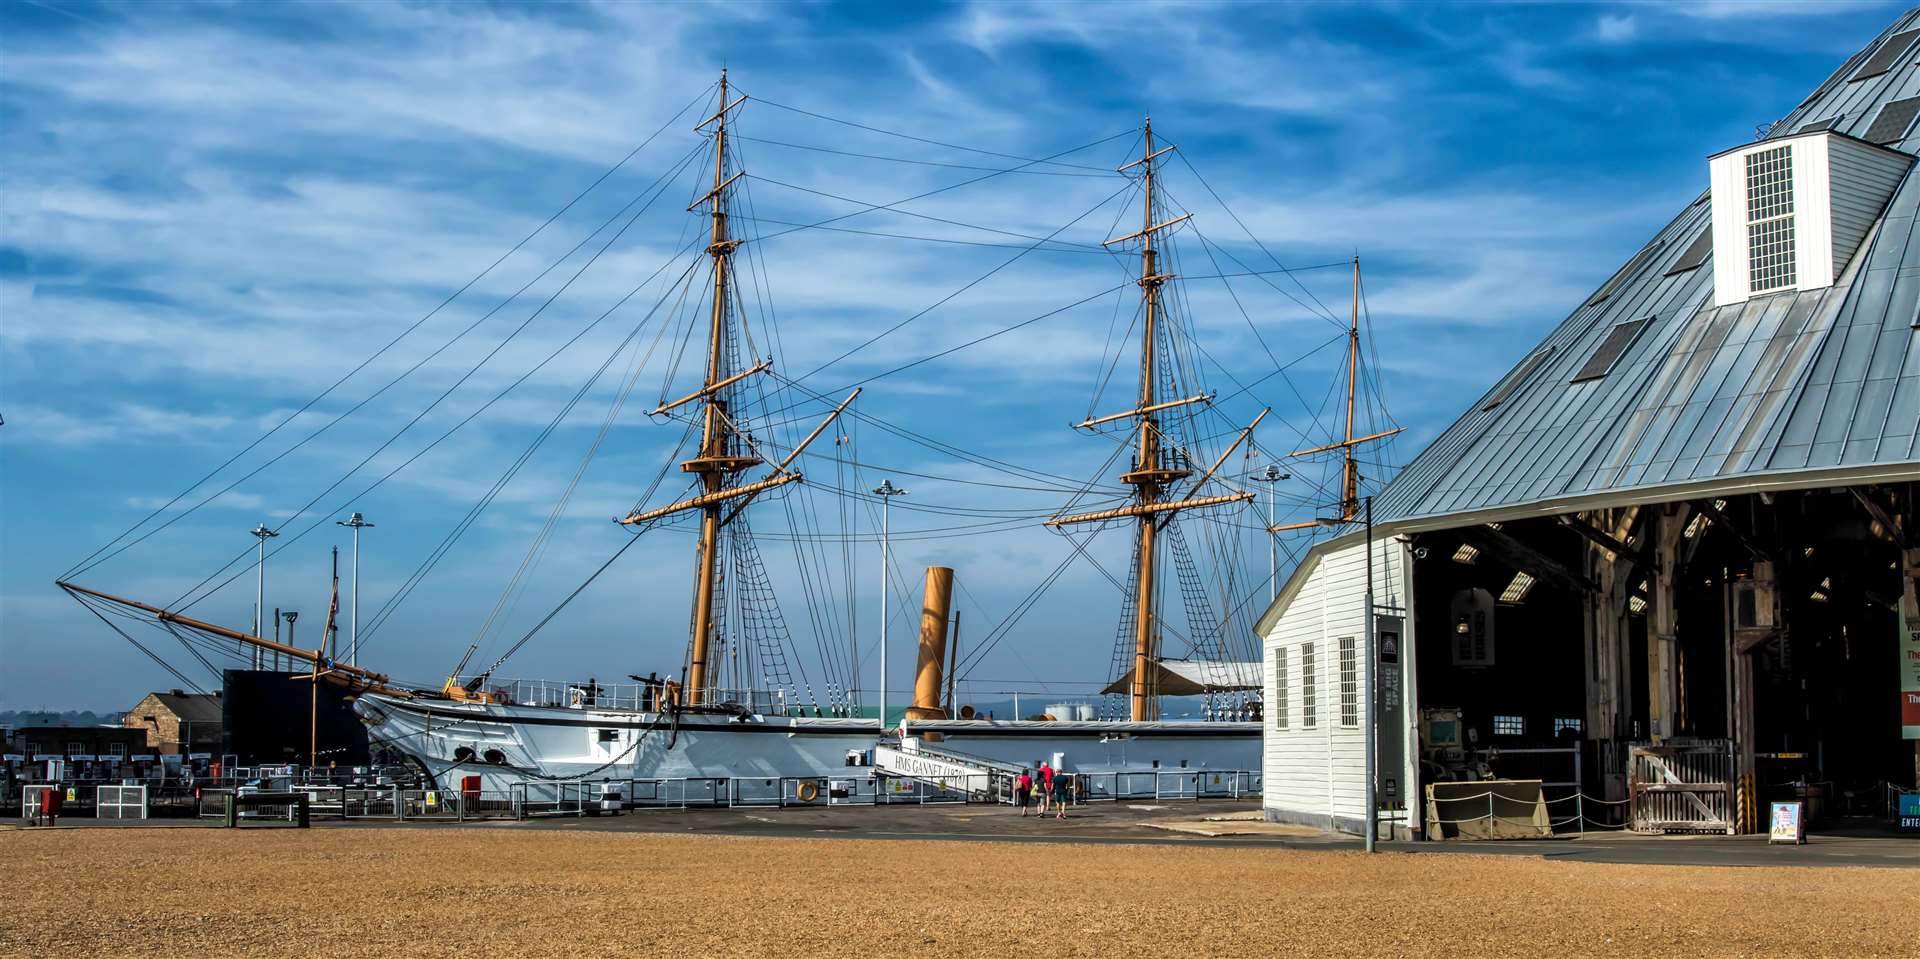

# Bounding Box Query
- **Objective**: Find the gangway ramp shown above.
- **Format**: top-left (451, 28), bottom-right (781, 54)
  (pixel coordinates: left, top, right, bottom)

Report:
top-left (873, 741), bottom-right (1020, 803)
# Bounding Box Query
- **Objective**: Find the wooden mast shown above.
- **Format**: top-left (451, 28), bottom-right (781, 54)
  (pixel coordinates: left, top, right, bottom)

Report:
top-left (1271, 256), bottom-right (1402, 532)
top-left (684, 70), bottom-right (753, 706)
top-left (1047, 120), bottom-right (1261, 722)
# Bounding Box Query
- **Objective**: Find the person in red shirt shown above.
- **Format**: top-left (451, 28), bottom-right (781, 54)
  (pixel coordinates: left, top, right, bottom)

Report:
top-left (1037, 761), bottom-right (1054, 813)
top-left (1014, 769), bottom-right (1033, 816)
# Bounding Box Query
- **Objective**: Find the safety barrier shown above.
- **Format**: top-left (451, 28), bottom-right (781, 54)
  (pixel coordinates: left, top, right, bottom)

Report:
top-left (510, 781), bottom-right (586, 818)
top-left (1421, 783), bottom-right (1632, 837)
top-left (95, 785), bottom-right (148, 820)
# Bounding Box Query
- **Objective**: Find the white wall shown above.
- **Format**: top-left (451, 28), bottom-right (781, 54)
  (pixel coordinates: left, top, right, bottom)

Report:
top-left (1260, 534), bottom-right (1415, 834)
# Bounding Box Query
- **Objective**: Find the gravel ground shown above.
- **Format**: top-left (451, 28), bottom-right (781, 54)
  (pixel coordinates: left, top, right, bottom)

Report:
top-left (3, 826), bottom-right (1914, 958)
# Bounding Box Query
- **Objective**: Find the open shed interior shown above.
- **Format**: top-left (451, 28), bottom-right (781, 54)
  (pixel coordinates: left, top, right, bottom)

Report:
top-left (1405, 481), bottom-right (1916, 831)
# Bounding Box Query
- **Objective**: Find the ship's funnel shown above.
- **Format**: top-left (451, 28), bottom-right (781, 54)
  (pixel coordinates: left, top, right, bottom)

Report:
top-left (906, 566), bottom-right (954, 721)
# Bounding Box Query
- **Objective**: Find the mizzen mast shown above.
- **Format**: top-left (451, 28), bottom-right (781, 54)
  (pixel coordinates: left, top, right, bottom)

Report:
top-left (1047, 120), bottom-right (1263, 721)
top-left (1273, 256), bottom-right (1402, 530)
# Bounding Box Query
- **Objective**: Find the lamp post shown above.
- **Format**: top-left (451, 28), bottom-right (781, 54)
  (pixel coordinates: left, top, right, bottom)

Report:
top-left (872, 479), bottom-right (908, 736)
top-left (336, 512), bottom-right (374, 667)
top-left (1251, 465), bottom-right (1291, 601)
top-left (249, 524), bottom-right (279, 669)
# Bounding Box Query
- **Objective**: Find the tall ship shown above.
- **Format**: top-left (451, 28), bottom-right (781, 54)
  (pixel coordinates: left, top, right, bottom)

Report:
top-left (57, 75), bottom-right (1395, 791)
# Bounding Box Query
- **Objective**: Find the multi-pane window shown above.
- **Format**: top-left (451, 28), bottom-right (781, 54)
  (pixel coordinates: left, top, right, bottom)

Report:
top-left (1338, 636), bottom-right (1359, 728)
top-left (1553, 717), bottom-right (1584, 737)
top-left (109, 743), bottom-right (127, 757)
top-left (1272, 650), bottom-right (1289, 731)
top-left (1301, 643), bottom-right (1317, 729)
top-left (1745, 145), bottom-right (1796, 293)
top-left (66, 742), bottom-right (85, 756)
top-left (1493, 715), bottom-right (1526, 737)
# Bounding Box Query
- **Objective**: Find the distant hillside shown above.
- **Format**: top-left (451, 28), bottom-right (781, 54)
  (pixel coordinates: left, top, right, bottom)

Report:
top-left (0, 709), bottom-right (126, 727)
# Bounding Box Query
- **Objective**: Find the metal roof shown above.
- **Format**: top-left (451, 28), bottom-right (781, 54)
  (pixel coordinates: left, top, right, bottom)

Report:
top-left (1376, 9), bottom-right (1920, 527)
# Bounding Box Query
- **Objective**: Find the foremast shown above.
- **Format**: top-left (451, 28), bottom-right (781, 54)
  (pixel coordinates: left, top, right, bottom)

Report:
top-left (619, 71), bottom-right (855, 707)
top-left (1047, 120), bottom-right (1264, 721)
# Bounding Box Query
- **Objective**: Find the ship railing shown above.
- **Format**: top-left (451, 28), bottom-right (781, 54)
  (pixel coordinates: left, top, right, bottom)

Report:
top-left (483, 679), bottom-right (805, 716)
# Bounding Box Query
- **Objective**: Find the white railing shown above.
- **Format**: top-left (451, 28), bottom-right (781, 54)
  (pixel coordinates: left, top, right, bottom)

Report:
top-left (480, 679), bottom-right (808, 716)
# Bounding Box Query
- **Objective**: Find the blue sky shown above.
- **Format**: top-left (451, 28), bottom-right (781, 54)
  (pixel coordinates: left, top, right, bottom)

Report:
top-left (1, 0), bottom-right (1906, 711)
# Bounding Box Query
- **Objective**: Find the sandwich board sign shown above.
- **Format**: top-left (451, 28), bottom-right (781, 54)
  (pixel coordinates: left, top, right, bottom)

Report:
top-left (1768, 801), bottom-right (1806, 845)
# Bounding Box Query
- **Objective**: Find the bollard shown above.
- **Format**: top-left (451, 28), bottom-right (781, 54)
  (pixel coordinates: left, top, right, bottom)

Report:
top-left (296, 796), bottom-right (310, 829)
top-left (224, 793), bottom-right (237, 828)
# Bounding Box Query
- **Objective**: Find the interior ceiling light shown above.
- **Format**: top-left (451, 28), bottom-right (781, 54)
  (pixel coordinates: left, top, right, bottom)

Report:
top-left (1451, 544), bottom-right (1480, 564)
top-left (1499, 571), bottom-right (1537, 604)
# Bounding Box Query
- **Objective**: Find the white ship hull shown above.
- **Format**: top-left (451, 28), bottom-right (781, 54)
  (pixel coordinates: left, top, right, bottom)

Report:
top-left (355, 693), bottom-right (1260, 792)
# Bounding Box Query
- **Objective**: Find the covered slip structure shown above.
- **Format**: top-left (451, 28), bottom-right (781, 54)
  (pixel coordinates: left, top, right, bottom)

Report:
top-left (1260, 11), bottom-right (1920, 839)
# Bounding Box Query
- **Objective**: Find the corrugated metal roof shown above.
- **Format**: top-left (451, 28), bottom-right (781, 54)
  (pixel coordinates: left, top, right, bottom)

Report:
top-left (1378, 10), bottom-right (1920, 526)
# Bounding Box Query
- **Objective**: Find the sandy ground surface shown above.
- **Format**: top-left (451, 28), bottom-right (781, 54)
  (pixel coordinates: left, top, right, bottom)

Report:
top-left (3, 826), bottom-right (1915, 958)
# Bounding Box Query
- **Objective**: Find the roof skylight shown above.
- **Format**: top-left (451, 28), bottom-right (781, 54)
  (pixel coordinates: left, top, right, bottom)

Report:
top-left (1480, 347), bottom-right (1555, 411)
top-left (1498, 572), bottom-right (1536, 604)
top-left (1664, 230), bottom-right (1713, 275)
top-left (1865, 96), bottom-right (1920, 144)
top-left (1850, 29), bottom-right (1920, 82)
top-left (1571, 317), bottom-right (1652, 383)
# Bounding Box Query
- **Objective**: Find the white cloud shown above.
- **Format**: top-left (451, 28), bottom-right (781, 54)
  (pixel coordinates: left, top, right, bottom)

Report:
top-left (1595, 13), bottom-right (1639, 44)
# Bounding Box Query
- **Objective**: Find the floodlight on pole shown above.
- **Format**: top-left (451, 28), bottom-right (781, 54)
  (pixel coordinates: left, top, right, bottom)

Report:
top-left (872, 479), bottom-right (908, 736)
top-left (336, 512), bottom-right (374, 668)
top-left (1250, 466), bottom-right (1292, 601)
top-left (249, 524), bottom-right (279, 670)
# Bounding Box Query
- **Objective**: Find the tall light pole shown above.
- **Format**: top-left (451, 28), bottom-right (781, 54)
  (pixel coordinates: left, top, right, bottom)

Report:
top-left (249, 524), bottom-right (279, 670)
top-left (336, 512), bottom-right (374, 668)
top-left (1251, 466), bottom-right (1290, 601)
top-left (872, 479), bottom-right (908, 736)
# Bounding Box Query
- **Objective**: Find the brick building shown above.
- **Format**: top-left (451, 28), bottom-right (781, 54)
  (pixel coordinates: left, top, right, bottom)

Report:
top-left (124, 689), bottom-right (223, 755)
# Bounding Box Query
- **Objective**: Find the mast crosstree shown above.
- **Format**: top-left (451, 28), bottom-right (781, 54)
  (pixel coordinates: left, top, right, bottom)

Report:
top-left (1047, 120), bottom-right (1264, 721)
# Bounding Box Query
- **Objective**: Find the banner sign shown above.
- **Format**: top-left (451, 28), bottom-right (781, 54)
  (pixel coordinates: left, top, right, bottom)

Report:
top-left (1375, 614), bottom-right (1405, 809)
top-left (1898, 793), bottom-right (1920, 832)
top-left (1769, 801), bottom-right (1806, 845)
top-left (1902, 551), bottom-right (1918, 740)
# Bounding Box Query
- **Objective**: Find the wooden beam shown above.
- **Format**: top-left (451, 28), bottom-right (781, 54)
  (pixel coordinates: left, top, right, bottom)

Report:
top-left (1103, 213), bottom-right (1192, 247)
top-left (623, 473), bottom-right (800, 525)
top-left (651, 359), bottom-right (772, 416)
top-left (1075, 392), bottom-right (1211, 431)
top-left (1046, 491), bottom-right (1252, 527)
top-left (1117, 144), bottom-right (1174, 173)
top-left (56, 581), bottom-right (399, 690)
top-left (1288, 426), bottom-right (1404, 458)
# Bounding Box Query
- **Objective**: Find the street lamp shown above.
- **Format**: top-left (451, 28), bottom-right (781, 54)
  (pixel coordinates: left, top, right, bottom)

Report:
top-left (872, 479), bottom-right (908, 736)
top-left (336, 512), bottom-right (375, 667)
top-left (1250, 466), bottom-right (1292, 601)
top-left (249, 524), bottom-right (280, 670)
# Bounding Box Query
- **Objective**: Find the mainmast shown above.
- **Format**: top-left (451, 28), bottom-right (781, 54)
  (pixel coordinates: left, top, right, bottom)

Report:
top-left (1273, 256), bottom-right (1402, 530)
top-left (682, 70), bottom-right (753, 705)
top-left (1048, 120), bottom-right (1264, 722)
top-left (618, 72), bottom-right (857, 707)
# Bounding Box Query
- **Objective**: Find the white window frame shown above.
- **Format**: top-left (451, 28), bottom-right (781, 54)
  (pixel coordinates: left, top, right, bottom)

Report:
top-left (1744, 144), bottom-right (1797, 293)
top-left (1493, 715), bottom-right (1526, 737)
top-left (1301, 643), bottom-right (1317, 729)
top-left (109, 743), bottom-right (127, 757)
top-left (1338, 636), bottom-right (1359, 728)
top-left (1272, 648), bottom-right (1289, 731)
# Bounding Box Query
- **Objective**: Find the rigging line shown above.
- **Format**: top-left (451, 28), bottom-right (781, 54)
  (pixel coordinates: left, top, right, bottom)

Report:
top-left (732, 134), bottom-right (1117, 178)
top-left (748, 173), bottom-right (1113, 252)
top-left (169, 147), bottom-right (709, 613)
top-left (185, 235), bottom-right (708, 625)
top-left (750, 96), bottom-right (1119, 172)
top-left (1173, 150), bottom-right (1342, 325)
top-left (60, 83), bottom-right (716, 582)
top-left (743, 128), bottom-right (1132, 248)
top-left (72, 594), bottom-right (207, 694)
top-left (764, 372), bottom-right (1103, 491)
top-left (479, 523), bottom-right (654, 678)
top-left (952, 533), bottom-right (1088, 679)
top-left (805, 274), bottom-right (1135, 396)
top-left (1208, 329), bottom-right (1350, 410)
top-left (362, 260), bottom-right (679, 651)
top-left (730, 214), bottom-right (1115, 254)
top-left (86, 139), bottom-right (710, 588)
top-left (769, 447), bottom-right (1098, 495)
